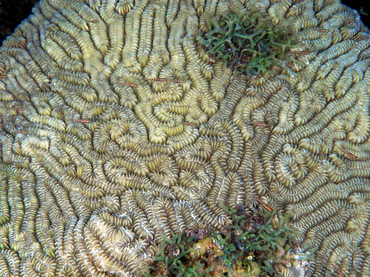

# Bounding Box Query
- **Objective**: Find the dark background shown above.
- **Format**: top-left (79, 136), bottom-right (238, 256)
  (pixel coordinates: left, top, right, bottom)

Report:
top-left (0, 0), bottom-right (369, 45)
top-left (0, 0), bottom-right (39, 44)
top-left (341, 0), bottom-right (370, 28)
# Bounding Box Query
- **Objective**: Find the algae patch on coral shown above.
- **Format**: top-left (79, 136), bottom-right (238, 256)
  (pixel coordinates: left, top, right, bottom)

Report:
top-left (198, 9), bottom-right (297, 76)
top-left (145, 204), bottom-right (306, 277)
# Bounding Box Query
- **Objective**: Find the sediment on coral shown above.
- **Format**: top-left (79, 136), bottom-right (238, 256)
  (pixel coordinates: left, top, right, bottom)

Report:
top-left (1, 0), bottom-right (370, 276)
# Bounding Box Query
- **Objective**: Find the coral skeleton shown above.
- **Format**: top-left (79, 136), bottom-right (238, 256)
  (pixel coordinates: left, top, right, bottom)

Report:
top-left (0, 0), bottom-right (370, 276)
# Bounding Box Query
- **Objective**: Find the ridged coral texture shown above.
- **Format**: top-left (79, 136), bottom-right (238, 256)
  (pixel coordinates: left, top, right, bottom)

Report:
top-left (0, 0), bottom-right (370, 276)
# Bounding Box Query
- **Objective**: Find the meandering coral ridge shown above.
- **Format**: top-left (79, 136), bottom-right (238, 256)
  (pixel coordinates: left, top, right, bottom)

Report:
top-left (1, 0), bottom-right (370, 276)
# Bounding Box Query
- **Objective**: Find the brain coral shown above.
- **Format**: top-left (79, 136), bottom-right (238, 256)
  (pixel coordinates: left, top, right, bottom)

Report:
top-left (1, 0), bottom-right (370, 276)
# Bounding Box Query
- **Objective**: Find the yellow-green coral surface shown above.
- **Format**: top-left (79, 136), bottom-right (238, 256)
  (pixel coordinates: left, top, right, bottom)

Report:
top-left (1, 0), bottom-right (370, 276)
